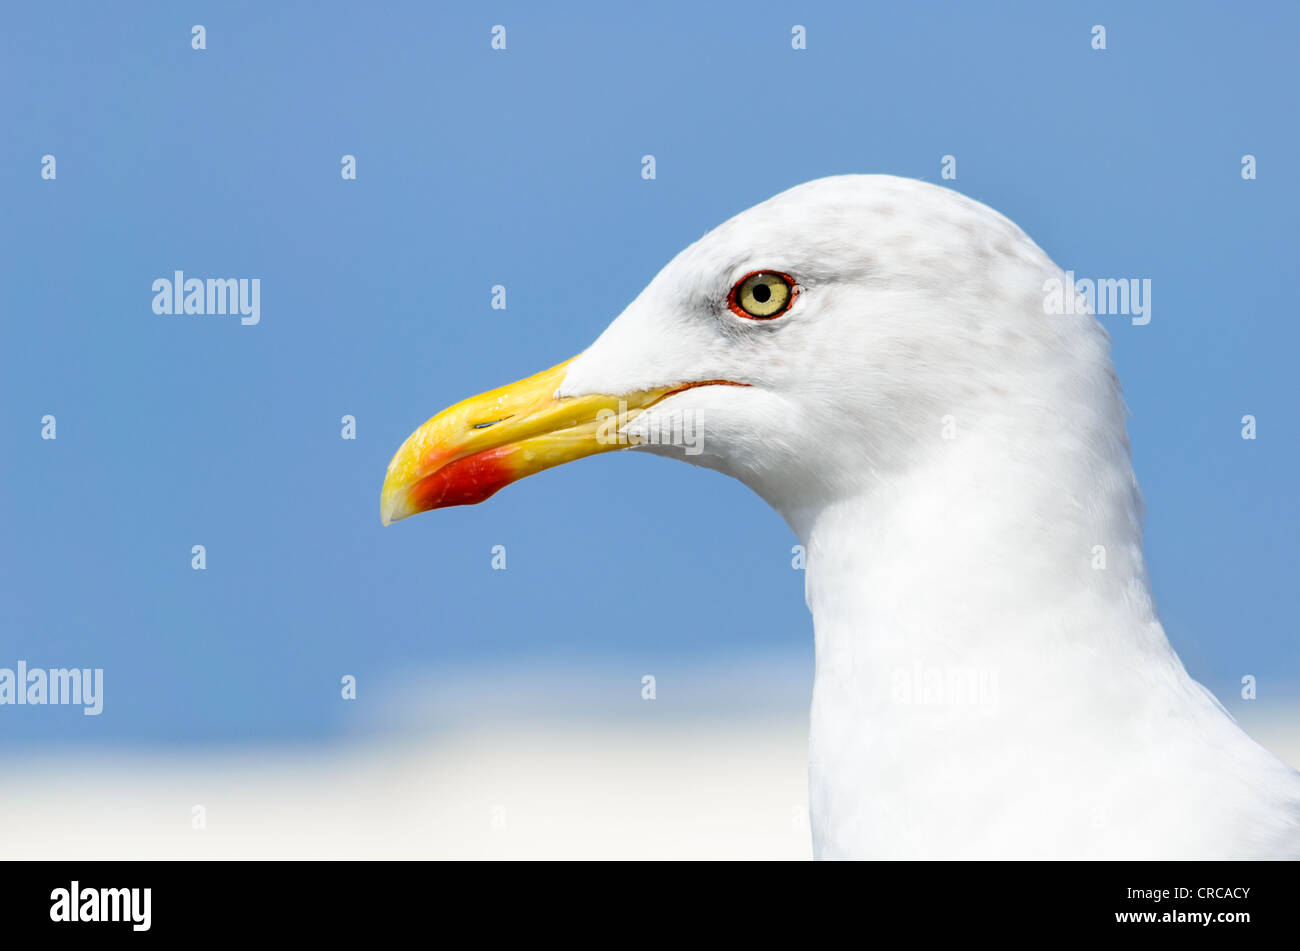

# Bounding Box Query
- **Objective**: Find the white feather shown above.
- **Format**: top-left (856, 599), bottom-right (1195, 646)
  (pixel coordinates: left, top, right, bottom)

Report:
top-left (560, 175), bottom-right (1300, 859)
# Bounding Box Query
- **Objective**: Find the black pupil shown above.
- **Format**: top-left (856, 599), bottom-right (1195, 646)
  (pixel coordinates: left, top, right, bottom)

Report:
top-left (752, 281), bottom-right (772, 303)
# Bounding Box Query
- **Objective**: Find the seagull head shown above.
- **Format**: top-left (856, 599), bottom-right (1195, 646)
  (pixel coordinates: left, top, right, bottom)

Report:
top-left (381, 174), bottom-right (1093, 529)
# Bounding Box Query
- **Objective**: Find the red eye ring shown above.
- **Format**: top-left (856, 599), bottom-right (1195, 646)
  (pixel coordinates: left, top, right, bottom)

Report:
top-left (727, 270), bottom-right (798, 320)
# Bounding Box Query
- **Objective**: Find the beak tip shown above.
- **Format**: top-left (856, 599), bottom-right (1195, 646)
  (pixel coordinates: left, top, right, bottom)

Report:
top-left (379, 479), bottom-right (406, 527)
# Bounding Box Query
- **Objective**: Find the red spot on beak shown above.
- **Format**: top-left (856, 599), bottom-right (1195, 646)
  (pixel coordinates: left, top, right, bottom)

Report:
top-left (407, 446), bottom-right (518, 511)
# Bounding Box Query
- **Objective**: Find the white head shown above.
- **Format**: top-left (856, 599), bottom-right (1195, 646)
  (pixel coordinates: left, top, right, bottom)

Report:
top-left (557, 175), bottom-right (1129, 535)
top-left (382, 174), bottom-right (1135, 564)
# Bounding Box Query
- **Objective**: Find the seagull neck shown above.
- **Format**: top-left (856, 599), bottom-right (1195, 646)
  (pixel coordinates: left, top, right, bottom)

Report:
top-left (795, 416), bottom-right (1171, 690)
top-left (759, 342), bottom-right (1294, 859)
top-left (790, 417), bottom-right (1209, 858)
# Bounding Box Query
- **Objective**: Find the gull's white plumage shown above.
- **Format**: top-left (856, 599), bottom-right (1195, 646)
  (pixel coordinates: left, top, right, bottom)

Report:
top-left (559, 175), bottom-right (1300, 859)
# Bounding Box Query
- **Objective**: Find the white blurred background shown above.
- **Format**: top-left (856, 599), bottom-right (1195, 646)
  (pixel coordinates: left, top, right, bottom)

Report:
top-left (1, 654), bottom-right (815, 859)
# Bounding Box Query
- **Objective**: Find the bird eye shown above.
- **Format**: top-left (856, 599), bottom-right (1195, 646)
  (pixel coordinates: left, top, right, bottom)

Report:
top-left (728, 271), bottom-right (795, 320)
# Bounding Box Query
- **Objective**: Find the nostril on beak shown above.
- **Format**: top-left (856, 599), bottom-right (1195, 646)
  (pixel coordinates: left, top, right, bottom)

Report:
top-left (472, 415), bottom-right (513, 430)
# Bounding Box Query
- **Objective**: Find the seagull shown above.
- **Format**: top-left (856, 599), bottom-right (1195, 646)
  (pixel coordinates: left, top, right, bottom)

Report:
top-left (381, 175), bottom-right (1300, 859)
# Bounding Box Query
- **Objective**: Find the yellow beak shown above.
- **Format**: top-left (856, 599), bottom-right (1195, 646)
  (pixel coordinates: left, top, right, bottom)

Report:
top-left (380, 357), bottom-right (676, 525)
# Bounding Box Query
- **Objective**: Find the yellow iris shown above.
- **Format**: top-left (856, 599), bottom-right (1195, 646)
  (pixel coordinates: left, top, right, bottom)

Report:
top-left (734, 272), bottom-right (792, 318)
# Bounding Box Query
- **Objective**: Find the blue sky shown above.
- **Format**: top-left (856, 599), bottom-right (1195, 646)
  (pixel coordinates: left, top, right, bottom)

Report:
top-left (1, 0), bottom-right (1296, 747)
